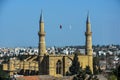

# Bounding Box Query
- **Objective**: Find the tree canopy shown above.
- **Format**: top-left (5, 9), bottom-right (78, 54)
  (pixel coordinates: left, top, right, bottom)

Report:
top-left (69, 53), bottom-right (81, 75)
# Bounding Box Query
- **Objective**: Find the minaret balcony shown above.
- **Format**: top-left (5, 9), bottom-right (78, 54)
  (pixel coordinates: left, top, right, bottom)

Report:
top-left (85, 32), bottom-right (92, 36)
top-left (38, 32), bottom-right (46, 36)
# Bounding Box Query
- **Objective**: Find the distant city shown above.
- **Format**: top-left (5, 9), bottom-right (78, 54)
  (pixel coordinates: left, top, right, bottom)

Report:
top-left (0, 44), bottom-right (120, 69)
top-left (0, 44), bottom-right (120, 57)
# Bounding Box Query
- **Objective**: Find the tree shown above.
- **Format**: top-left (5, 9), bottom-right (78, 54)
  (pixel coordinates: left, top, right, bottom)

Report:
top-left (85, 66), bottom-right (92, 75)
top-left (68, 53), bottom-right (86, 80)
top-left (0, 65), bottom-right (9, 79)
top-left (68, 53), bottom-right (98, 80)
top-left (69, 53), bottom-right (81, 75)
top-left (113, 65), bottom-right (120, 80)
top-left (108, 75), bottom-right (117, 80)
top-left (117, 65), bottom-right (120, 80)
top-left (93, 57), bottom-right (99, 74)
top-left (73, 70), bottom-right (86, 80)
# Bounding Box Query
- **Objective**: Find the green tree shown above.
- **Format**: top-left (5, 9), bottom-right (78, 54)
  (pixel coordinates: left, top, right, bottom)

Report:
top-left (118, 65), bottom-right (120, 80)
top-left (93, 57), bottom-right (99, 74)
top-left (113, 65), bottom-right (120, 80)
top-left (0, 65), bottom-right (9, 79)
top-left (108, 75), bottom-right (117, 80)
top-left (73, 70), bottom-right (86, 80)
top-left (68, 53), bottom-right (98, 80)
top-left (68, 53), bottom-right (86, 80)
top-left (69, 53), bottom-right (81, 75)
top-left (85, 66), bottom-right (92, 75)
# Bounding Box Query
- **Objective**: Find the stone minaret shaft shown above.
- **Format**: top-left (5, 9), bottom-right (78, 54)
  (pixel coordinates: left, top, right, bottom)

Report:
top-left (38, 11), bottom-right (46, 55)
top-left (85, 13), bottom-right (92, 55)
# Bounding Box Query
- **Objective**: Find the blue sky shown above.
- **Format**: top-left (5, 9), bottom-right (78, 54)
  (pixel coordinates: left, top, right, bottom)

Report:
top-left (0, 0), bottom-right (120, 47)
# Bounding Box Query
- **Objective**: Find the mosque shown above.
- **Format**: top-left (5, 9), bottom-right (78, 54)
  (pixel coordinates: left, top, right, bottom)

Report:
top-left (2, 11), bottom-right (93, 77)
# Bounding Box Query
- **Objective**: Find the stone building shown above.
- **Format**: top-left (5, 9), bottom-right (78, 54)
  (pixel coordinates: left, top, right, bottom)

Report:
top-left (2, 11), bottom-right (93, 77)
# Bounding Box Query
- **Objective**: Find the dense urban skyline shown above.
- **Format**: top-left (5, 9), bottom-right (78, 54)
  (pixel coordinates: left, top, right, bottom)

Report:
top-left (0, 0), bottom-right (120, 47)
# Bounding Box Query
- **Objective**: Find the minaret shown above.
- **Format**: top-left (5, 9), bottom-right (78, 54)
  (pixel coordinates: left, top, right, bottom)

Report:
top-left (85, 13), bottom-right (93, 73)
top-left (38, 11), bottom-right (46, 55)
top-left (38, 11), bottom-right (47, 75)
top-left (85, 13), bottom-right (93, 55)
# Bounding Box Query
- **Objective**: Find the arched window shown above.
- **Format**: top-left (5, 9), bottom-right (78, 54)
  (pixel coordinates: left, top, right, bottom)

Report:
top-left (56, 60), bottom-right (62, 74)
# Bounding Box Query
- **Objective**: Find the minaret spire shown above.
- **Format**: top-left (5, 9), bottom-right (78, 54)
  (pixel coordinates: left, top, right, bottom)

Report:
top-left (40, 10), bottom-right (44, 22)
top-left (86, 12), bottom-right (90, 23)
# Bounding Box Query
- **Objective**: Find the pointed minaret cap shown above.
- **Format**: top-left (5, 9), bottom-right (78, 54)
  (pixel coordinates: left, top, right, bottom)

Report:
top-left (86, 11), bottom-right (90, 23)
top-left (40, 10), bottom-right (44, 22)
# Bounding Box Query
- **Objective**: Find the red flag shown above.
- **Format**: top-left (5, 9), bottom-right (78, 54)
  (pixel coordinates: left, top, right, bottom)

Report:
top-left (60, 25), bottom-right (62, 29)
